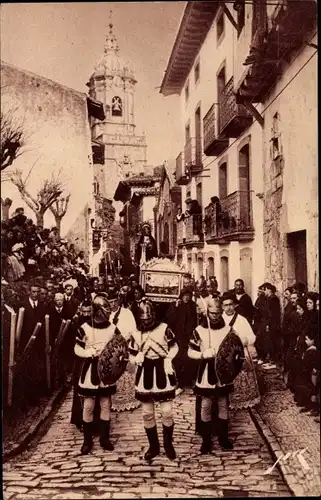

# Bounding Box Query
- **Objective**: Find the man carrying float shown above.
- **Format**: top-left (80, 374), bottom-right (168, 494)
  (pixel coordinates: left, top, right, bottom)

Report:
top-left (188, 296), bottom-right (255, 454)
top-left (128, 299), bottom-right (178, 461)
top-left (74, 293), bottom-right (129, 455)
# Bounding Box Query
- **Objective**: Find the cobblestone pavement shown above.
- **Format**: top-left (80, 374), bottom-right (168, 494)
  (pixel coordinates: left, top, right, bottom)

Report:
top-left (3, 389), bottom-right (291, 499)
top-left (254, 365), bottom-right (321, 496)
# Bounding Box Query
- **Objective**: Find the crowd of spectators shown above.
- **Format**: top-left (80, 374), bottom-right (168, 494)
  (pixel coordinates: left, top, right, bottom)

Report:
top-left (1, 207), bottom-right (89, 283)
top-left (253, 282), bottom-right (319, 419)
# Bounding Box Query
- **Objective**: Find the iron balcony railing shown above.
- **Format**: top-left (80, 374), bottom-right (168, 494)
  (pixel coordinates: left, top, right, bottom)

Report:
top-left (204, 190), bottom-right (254, 241)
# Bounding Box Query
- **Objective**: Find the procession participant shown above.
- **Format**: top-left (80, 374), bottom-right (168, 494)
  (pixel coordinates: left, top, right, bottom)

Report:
top-left (107, 289), bottom-right (141, 412)
top-left (229, 279), bottom-right (255, 325)
top-left (129, 285), bottom-right (145, 327)
top-left (75, 293), bottom-right (125, 454)
top-left (128, 299), bottom-right (178, 461)
top-left (165, 288), bottom-right (198, 395)
top-left (221, 292), bottom-right (259, 410)
top-left (91, 278), bottom-right (99, 301)
top-left (135, 222), bottom-right (158, 263)
top-left (188, 296), bottom-right (252, 454)
top-left (70, 299), bottom-right (93, 429)
top-left (206, 278), bottom-right (220, 297)
top-left (195, 280), bottom-right (210, 321)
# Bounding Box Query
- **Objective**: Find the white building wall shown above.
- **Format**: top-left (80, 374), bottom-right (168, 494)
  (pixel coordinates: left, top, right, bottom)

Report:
top-left (175, 5), bottom-right (265, 298)
top-left (262, 37), bottom-right (318, 292)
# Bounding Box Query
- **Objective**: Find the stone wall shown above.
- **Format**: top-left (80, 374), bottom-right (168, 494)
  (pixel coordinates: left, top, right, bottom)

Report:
top-left (1, 61), bottom-right (93, 236)
top-left (262, 44), bottom-right (318, 293)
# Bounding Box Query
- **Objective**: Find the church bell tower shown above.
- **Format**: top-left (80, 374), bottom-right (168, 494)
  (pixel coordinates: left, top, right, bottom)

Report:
top-left (87, 16), bottom-right (147, 200)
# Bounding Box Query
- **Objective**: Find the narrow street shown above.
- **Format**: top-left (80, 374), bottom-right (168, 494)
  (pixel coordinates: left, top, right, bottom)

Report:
top-left (4, 389), bottom-right (291, 499)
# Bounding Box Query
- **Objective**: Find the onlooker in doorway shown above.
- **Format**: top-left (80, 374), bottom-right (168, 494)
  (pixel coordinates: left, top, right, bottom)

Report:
top-left (253, 283), bottom-right (267, 365)
top-left (261, 283), bottom-right (281, 370)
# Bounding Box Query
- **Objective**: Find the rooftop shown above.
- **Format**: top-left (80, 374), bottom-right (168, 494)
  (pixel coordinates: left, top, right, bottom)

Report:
top-left (160, 1), bottom-right (219, 97)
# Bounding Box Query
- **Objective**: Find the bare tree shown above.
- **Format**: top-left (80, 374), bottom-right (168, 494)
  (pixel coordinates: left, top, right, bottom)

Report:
top-left (9, 169), bottom-right (63, 228)
top-left (49, 194), bottom-right (71, 237)
top-left (1, 110), bottom-right (25, 171)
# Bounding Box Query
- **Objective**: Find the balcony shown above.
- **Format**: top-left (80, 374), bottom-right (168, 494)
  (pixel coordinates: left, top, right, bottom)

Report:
top-left (184, 137), bottom-right (203, 176)
top-left (236, 0), bottom-right (317, 103)
top-left (220, 78), bottom-right (252, 138)
top-left (177, 214), bottom-right (204, 248)
top-left (203, 104), bottom-right (229, 156)
top-left (204, 190), bottom-right (254, 244)
top-left (175, 152), bottom-right (190, 186)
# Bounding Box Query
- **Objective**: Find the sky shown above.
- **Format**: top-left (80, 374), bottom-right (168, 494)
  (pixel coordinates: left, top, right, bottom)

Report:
top-left (0, 1), bottom-right (184, 165)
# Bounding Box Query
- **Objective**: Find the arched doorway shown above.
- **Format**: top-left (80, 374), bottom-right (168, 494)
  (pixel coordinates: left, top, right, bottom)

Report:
top-left (198, 257), bottom-right (203, 279)
top-left (208, 257), bottom-right (214, 277)
top-left (220, 250), bottom-right (229, 292)
top-left (238, 143), bottom-right (251, 227)
top-left (163, 222), bottom-right (169, 255)
top-left (240, 247), bottom-right (253, 296)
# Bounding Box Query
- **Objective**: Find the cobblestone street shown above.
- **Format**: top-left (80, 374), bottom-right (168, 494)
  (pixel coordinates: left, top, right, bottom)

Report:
top-left (4, 389), bottom-right (291, 499)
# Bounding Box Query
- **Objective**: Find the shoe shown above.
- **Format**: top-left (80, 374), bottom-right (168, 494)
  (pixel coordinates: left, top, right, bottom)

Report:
top-left (81, 422), bottom-right (93, 455)
top-left (163, 424), bottom-right (176, 460)
top-left (99, 420), bottom-right (114, 451)
top-left (175, 388), bottom-right (184, 397)
top-left (314, 416), bottom-right (320, 423)
top-left (144, 426), bottom-right (160, 461)
top-left (299, 407), bottom-right (310, 413)
top-left (217, 418), bottom-right (233, 450)
top-left (257, 360), bottom-right (264, 366)
top-left (200, 421), bottom-right (212, 455)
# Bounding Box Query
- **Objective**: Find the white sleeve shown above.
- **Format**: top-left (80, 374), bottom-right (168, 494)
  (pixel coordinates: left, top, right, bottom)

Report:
top-left (237, 316), bottom-right (256, 346)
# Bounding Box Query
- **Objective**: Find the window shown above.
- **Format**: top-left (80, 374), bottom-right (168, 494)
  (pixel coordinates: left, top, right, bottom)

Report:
top-left (217, 12), bottom-right (225, 43)
top-left (235, 0), bottom-right (245, 36)
top-left (185, 81), bottom-right (190, 102)
top-left (271, 112), bottom-right (281, 160)
top-left (196, 183), bottom-right (203, 208)
top-left (219, 162), bottom-right (228, 199)
top-left (194, 61), bottom-right (200, 84)
top-left (92, 144), bottom-right (105, 165)
top-left (112, 96), bottom-right (122, 116)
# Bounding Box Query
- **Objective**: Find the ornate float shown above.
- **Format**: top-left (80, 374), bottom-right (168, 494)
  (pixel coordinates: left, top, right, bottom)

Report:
top-left (140, 257), bottom-right (186, 303)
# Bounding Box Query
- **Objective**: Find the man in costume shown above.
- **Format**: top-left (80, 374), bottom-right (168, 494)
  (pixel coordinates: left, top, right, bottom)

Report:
top-left (74, 294), bottom-right (126, 455)
top-left (221, 291), bottom-right (259, 410)
top-left (128, 299), bottom-right (178, 461)
top-left (188, 296), bottom-right (253, 454)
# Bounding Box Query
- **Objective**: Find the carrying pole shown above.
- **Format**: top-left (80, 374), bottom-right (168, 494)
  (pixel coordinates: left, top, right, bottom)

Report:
top-left (45, 314), bottom-right (51, 390)
top-left (8, 309), bottom-right (17, 407)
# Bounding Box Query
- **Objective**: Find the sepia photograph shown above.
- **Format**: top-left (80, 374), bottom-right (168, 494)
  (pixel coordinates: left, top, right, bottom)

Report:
top-left (1, 1), bottom-right (319, 498)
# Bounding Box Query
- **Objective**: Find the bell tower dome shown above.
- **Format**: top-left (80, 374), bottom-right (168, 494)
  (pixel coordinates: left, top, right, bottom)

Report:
top-left (87, 16), bottom-right (137, 137)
